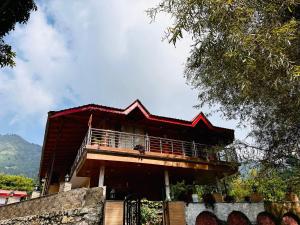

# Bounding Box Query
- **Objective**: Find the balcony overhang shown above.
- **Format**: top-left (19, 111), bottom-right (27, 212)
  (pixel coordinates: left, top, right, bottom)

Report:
top-left (73, 145), bottom-right (238, 181)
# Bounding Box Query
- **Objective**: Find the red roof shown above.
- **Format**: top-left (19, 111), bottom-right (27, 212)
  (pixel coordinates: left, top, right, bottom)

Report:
top-left (49, 99), bottom-right (228, 131)
top-left (0, 190), bottom-right (27, 198)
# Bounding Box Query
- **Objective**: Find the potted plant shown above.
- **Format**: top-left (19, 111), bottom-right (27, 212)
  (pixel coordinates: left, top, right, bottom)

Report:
top-left (250, 185), bottom-right (264, 203)
top-left (202, 193), bottom-right (216, 209)
top-left (224, 194), bottom-right (236, 203)
top-left (285, 186), bottom-right (299, 202)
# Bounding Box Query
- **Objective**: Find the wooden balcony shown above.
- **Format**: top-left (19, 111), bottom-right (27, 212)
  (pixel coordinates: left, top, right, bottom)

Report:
top-left (70, 128), bottom-right (238, 178)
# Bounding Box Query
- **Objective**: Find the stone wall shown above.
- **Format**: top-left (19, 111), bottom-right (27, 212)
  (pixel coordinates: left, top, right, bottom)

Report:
top-left (0, 187), bottom-right (104, 225)
top-left (185, 203), bottom-right (265, 225)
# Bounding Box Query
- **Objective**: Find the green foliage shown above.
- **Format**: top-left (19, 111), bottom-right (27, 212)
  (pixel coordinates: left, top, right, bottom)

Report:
top-left (228, 176), bottom-right (251, 200)
top-left (0, 173), bottom-right (34, 192)
top-left (141, 199), bottom-right (163, 225)
top-left (148, 0), bottom-right (300, 170)
top-left (170, 180), bottom-right (189, 200)
top-left (278, 156), bottom-right (300, 193)
top-left (0, 0), bottom-right (37, 67)
top-left (228, 169), bottom-right (288, 201)
top-left (170, 180), bottom-right (199, 201)
top-left (171, 180), bottom-right (214, 202)
top-left (170, 168), bottom-right (296, 202)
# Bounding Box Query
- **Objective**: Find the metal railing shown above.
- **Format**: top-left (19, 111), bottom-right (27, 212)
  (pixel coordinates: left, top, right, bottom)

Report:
top-left (70, 129), bottom-right (90, 177)
top-left (70, 128), bottom-right (238, 176)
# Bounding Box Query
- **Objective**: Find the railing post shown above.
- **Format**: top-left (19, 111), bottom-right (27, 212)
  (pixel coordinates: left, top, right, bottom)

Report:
top-left (160, 138), bottom-right (162, 153)
top-left (192, 141), bottom-right (196, 157)
top-left (182, 142), bottom-right (185, 156)
top-left (171, 141), bottom-right (174, 153)
top-left (87, 127), bottom-right (92, 145)
top-left (106, 131), bottom-right (109, 147)
top-left (225, 149), bottom-right (229, 162)
top-left (132, 135), bottom-right (135, 148)
top-left (145, 133), bottom-right (149, 152)
top-left (217, 152), bottom-right (220, 161)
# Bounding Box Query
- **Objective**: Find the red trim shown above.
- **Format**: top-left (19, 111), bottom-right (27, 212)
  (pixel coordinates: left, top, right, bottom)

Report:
top-left (0, 192), bottom-right (27, 197)
top-left (49, 100), bottom-right (232, 131)
top-left (12, 193), bottom-right (27, 197)
top-left (0, 194), bottom-right (9, 197)
top-left (124, 99), bottom-right (151, 115)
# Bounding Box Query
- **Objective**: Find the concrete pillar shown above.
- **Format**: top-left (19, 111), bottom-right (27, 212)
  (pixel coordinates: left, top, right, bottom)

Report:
top-left (98, 165), bottom-right (106, 198)
top-left (31, 184), bottom-right (41, 198)
top-left (98, 165), bottom-right (105, 187)
top-left (59, 181), bottom-right (72, 192)
top-left (31, 191), bottom-right (41, 199)
top-left (164, 170), bottom-right (171, 201)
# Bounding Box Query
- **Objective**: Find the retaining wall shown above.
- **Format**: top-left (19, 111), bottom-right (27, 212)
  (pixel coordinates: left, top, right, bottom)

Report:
top-left (0, 187), bottom-right (104, 225)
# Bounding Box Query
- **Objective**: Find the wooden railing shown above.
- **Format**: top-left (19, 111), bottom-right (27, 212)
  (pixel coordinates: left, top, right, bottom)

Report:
top-left (70, 128), bottom-right (238, 177)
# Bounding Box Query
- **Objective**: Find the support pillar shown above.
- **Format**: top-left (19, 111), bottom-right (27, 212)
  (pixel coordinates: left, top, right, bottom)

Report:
top-left (98, 165), bottom-right (105, 186)
top-left (164, 170), bottom-right (171, 201)
top-left (98, 165), bottom-right (106, 198)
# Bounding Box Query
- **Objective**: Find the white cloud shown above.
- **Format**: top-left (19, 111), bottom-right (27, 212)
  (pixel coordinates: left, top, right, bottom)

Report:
top-left (0, 5), bottom-right (72, 140)
top-left (0, 0), bottom-right (246, 144)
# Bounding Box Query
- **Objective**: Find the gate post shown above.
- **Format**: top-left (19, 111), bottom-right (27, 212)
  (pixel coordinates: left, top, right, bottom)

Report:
top-left (104, 200), bottom-right (124, 225)
top-left (164, 201), bottom-right (186, 225)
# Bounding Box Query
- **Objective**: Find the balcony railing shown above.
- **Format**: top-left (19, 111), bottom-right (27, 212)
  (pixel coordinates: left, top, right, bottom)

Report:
top-left (70, 128), bottom-right (238, 176)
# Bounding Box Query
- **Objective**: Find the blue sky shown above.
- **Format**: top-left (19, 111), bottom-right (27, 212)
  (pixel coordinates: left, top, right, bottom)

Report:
top-left (0, 0), bottom-right (249, 145)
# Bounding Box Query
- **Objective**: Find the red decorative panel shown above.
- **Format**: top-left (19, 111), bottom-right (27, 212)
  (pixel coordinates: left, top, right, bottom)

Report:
top-left (195, 211), bottom-right (219, 225)
top-left (282, 214), bottom-right (300, 225)
top-left (227, 211), bottom-right (251, 225)
top-left (257, 212), bottom-right (276, 225)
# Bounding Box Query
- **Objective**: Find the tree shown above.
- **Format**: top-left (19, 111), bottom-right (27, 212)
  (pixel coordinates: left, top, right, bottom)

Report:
top-left (279, 156), bottom-right (300, 189)
top-left (0, 0), bottom-right (37, 67)
top-left (228, 169), bottom-right (288, 201)
top-left (0, 173), bottom-right (34, 192)
top-left (148, 1), bottom-right (300, 168)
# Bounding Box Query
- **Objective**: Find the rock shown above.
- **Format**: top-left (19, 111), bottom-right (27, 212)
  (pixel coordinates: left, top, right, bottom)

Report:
top-left (61, 216), bottom-right (74, 223)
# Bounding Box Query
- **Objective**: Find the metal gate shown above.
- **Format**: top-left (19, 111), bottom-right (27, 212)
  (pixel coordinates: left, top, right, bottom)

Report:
top-left (124, 194), bottom-right (141, 225)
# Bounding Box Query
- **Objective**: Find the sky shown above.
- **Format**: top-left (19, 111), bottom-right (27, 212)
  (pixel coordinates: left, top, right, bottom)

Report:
top-left (0, 0), bottom-right (248, 145)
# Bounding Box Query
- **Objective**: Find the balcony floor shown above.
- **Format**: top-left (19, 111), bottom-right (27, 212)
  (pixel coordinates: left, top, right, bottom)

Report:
top-left (74, 144), bottom-right (238, 182)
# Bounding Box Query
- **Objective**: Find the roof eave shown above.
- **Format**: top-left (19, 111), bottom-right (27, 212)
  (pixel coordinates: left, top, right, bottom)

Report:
top-left (38, 113), bottom-right (51, 179)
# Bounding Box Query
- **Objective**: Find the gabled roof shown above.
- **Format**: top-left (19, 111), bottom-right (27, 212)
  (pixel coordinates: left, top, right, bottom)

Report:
top-left (39, 100), bottom-right (234, 179)
top-left (48, 99), bottom-right (228, 131)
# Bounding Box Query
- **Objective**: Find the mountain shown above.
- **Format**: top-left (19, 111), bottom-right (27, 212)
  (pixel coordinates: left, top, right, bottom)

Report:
top-left (0, 134), bottom-right (41, 178)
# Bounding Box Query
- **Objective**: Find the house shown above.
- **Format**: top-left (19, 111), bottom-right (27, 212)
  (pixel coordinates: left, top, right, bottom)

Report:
top-left (0, 190), bottom-right (28, 206)
top-left (39, 100), bottom-right (238, 200)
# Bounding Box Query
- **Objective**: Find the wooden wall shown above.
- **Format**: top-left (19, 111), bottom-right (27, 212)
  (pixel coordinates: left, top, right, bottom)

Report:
top-left (104, 201), bottom-right (124, 225)
top-left (165, 201), bottom-right (186, 225)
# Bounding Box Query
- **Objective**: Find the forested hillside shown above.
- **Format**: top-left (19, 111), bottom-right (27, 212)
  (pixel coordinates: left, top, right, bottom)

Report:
top-left (0, 134), bottom-right (41, 178)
